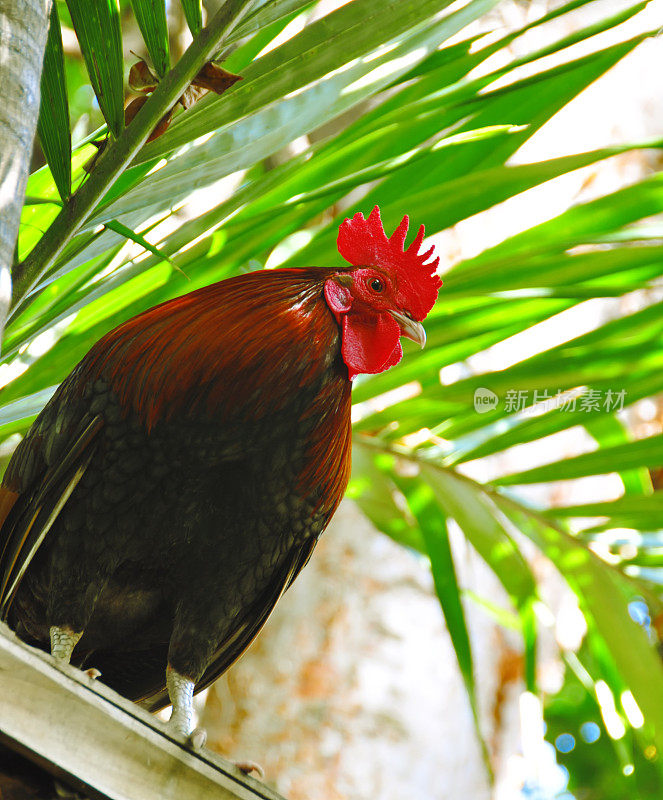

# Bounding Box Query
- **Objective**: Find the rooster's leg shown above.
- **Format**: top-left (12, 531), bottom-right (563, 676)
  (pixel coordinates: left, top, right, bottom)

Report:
top-left (166, 665), bottom-right (201, 740)
top-left (49, 626), bottom-right (82, 662)
top-left (165, 666), bottom-right (263, 774)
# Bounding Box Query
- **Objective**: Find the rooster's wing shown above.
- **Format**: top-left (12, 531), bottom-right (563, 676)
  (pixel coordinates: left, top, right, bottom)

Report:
top-left (0, 372), bottom-right (104, 619)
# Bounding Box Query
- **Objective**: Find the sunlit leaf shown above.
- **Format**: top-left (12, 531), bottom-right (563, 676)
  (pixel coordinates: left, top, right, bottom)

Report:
top-left (65, 0), bottom-right (124, 137)
top-left (180, 0), bottom-right (203, 36)
top-left (37, 2), bottom-right (71, 201)
top-left (130, 0), bottom-right (170, 78)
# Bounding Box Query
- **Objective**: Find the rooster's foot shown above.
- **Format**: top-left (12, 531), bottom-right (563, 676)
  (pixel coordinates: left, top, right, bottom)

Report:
top-left (189, 727), bottom-right (207, 750)
top-left (234, 760), bottom-right (265, 780)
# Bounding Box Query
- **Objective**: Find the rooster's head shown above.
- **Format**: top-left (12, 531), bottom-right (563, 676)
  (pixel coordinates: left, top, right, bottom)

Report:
top-left (324, 205), bottom-right (442, 379)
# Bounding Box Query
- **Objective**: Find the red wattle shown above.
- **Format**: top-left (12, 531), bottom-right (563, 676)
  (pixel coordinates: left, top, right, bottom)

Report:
top-left (341, 312), bottom-right (403, 380)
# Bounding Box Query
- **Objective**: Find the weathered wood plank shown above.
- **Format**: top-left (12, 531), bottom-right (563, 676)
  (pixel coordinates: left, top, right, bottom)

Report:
top-left (0, 624), bottom-right (286, 800)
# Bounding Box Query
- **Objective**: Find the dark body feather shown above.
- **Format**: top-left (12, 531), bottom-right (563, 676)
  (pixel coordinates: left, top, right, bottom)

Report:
top-left (0, 268), bottom-right (352, 708)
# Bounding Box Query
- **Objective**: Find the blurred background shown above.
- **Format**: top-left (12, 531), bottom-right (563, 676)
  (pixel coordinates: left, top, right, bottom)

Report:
top-left (9, 0), bottom-right (663, 798)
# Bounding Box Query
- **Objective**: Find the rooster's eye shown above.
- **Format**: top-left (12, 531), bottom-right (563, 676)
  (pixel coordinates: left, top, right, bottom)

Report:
top-left (369, 278), bottom-right (384, 293)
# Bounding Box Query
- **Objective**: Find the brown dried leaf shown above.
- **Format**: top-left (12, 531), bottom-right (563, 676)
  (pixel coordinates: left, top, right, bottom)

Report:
top-left (124, 59), bottom-right (241, 143)
top-left (191, 62), bottom-right (242, 95)
top-left (124, 95), bottom-right (147, 126)
top-left (128, 59), bottom-right (158, 94)
top-left (179, 85), bottom-right (207, 110)
top-left (124, 95), bottom-right (174, 142)
top-left (148, 109), bottom-right (174, 142)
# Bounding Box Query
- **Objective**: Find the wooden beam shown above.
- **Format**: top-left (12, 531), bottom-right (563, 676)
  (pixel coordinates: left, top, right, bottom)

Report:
top-left (0, 624), bottom-right (286, 800)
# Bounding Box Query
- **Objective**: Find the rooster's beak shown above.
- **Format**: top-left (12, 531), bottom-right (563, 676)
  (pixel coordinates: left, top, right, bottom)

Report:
top-left (389, 309), bottom-right (426, 349)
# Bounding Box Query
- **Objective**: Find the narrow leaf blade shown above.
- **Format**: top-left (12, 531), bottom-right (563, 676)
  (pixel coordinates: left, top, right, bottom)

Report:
top-left (37, 2), bottom-right (71, 201)
top-left (130, 0), bottom-right (170, 78)
top-left (65, 0), bottom-right (125, 137)
top-left (181, 0), bottom-right (203, 36)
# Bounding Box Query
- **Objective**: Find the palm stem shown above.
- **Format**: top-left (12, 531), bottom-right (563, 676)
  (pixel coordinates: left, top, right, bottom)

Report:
top-left (11, 0), bottom-right (256, 310)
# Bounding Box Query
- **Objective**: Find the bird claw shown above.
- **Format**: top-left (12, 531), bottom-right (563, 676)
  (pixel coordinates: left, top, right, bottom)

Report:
top-left (84, 667), bottom-right (102, 680)
top-left (188, 727), bottom-right (207, 750)
top-left (234, 760), bottom-right (264, 780)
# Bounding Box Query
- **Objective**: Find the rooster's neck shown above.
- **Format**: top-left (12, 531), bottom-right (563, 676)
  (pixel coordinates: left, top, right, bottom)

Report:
top-left (83, 268), bottom-right (347, 426)
top-left (80, 267), bottom-right (352, 516)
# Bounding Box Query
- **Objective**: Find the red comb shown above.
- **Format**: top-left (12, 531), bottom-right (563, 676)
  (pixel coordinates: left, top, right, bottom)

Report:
top-left (337, 206), bottom-right (442, 320)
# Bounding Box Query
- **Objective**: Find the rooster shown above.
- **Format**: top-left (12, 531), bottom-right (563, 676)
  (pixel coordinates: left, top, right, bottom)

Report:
top-left (0, 206), bottom-right (441, 738)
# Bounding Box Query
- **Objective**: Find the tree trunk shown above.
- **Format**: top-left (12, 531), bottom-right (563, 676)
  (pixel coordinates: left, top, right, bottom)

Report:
top-left (0, 0), bottom-right (52, 335)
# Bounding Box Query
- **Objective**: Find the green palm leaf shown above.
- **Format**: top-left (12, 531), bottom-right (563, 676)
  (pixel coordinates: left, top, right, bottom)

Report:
top-left (37, 2), bottom-right (71, 201)
top-left (65, 0), bottom-right (125, 137)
